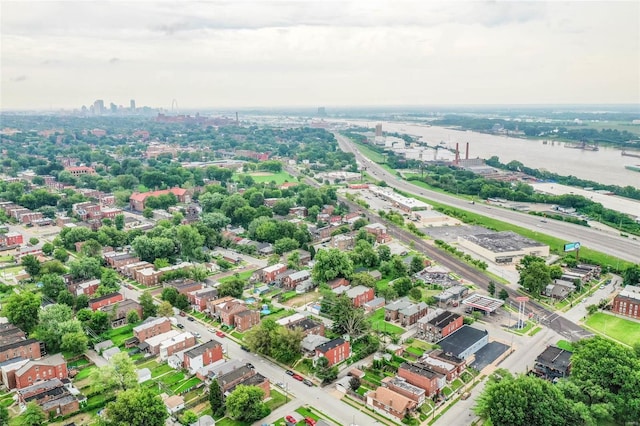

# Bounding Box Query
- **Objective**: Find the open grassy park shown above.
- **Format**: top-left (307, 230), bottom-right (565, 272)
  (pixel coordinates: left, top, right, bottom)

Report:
top-left (584, 312), bottom-right (640, 347)
top-left (238, 171), bottom-right (296, 185)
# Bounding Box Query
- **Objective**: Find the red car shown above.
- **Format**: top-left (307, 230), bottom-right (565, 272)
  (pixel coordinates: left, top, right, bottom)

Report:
top-left (292, 374), bottom-right (303, 381)
top-left (304, 418), bottom-right (316, 426)
top-left (216, 331), bottom-right (225, 338)
top-left (285, 415), bottom-right (297, 423)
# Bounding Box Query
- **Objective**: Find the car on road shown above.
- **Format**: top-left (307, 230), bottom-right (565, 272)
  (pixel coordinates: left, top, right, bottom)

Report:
top-left (216, 331), bottom-right (225, 338)
top-left (285, 370), bottom-right (294, 376)
top-left (292, 374), bottom-right (304, 381)
top-left (461, 392), bottom-right (471, 400)
top-left (187, 316), bottom-right (195, 322)
top-left (241, 345), bottom-right (250, 352)
top-left (302, 379), bottom-right (314, 387)
top-left (246, 363), bottom-right (254, 369)
top-left (176, 323), bottom-right (185, 329)
top-left (599, 285), bottom-right (605, 289)
top-left (275, 382), bottom-right (285, 389)
top-left (285, 415), bottom-right (297, 424)
top-left (192, 332), bottom-right (201, 338)
top-left (304, 418), bottom-right (316, 426)
top-left (207, 328), bottom-right (215, 333)
top-left (179, 311), bottom-right (186, 317)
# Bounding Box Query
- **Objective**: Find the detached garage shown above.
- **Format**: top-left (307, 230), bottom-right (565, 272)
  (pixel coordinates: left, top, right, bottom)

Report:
top-left (437, 325), bottom-right (488, 360)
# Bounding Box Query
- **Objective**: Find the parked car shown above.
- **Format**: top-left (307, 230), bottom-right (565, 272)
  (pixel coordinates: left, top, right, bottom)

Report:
top-left (192, 332), bottom-right (201, 338)
top-left (304, 418), bottom-right (317, 426)
top-left (302, 379), bottom-right (314, 387)
top-left (285, 415), bottom-right (297, 424)
top-left (179, 311), bottom-right (186, 317)
top-left (285, 370), bottom-right (294, 376)
top-left (275, 382), bottom-right (285, 389)
top-left (216, 331), bottom-right (225, 338)
top-left (292, 374), bottom-right (304, 381)
top-left (241, 345), bottom-right (251, 352)
top-left (176, 323), bottom-right (185, 329)
top-left (187, 316), bottom-right (195, 322)
top-left (246, 363), bottom-right (254, 369)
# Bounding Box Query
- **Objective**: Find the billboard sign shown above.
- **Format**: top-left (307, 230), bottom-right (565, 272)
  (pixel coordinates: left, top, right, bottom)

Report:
top-left (563, 242), bottom-right (581, 252)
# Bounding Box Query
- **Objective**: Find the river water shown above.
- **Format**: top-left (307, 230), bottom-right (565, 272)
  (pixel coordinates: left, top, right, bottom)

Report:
top-left (339, 120), bottom-right (640, 188)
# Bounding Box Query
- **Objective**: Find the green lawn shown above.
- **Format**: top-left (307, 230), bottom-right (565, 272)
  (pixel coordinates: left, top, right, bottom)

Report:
top-left (265, 388), bottom-right (288, 411)
top-left (73, 365), bottom-right (97, 381)
top-left (556, 340), bottom-right (575, 352)
top-left (216, 418), bottom-right (250, 426)
top-left (160, 371), bottom-right (185, 385)
top-left (369, 308), bottom-right (405, 335)
top-left (584, 313), bottom-right (640, 346)
top-left (219, 270), bottom-right (255, 283)
top-left (172, 377), bottom-right (201, 393)
top-left (353, 142), bottom-right (386, 163)
top-left (406, 346), bottom-right (424, 356)
top-left (151, 364), bottom-right (174, 378)
top-left (237, 171), bottom-right (296, 185)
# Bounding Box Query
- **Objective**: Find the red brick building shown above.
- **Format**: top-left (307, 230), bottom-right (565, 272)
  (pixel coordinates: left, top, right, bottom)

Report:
top-left (398, 362), bottom-right (445, 397)
top-left (159, 332), bottom-right (196, 361)
top-left (366, 386), bottom-right (416, 421)
top-left (421, 351), bottom-right (467, 382)
top-left (0, 339), bottom-right (41, 363)
top-left (282, 270), bottom-right (310, 290)
top-left (417, 311), bottom-right (463, 343)
top-left (88, 292), bottom-right (124, 311)
top-left (0, 232), bottom-right (23, 247)
top-left (285, 318), bottom-right (325, 337)
top-left (17, 378), bottom-right (79, 417)
top-left (15, 354), bottom-right (68, 390)
top-left (256, 263), bottom-right (288, 283)
top-left (612, 285), bottom-right (640, 320)
top-left (345, 285), bottom-right (375, 308)
top-left (133, 317), bottom-right (172, 343)
top-left (315, 338), bottom-right (350, 367)
top-left (129, 187), bottom-right (191, 211)
top-left (233, 310), bottom-right (261, 332)
top-left (184, 340), bottom-right (224, 374)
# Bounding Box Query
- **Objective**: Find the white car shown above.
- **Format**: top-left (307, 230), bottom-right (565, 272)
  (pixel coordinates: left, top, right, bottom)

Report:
top-left (192, 332), bottom-right (201, 338)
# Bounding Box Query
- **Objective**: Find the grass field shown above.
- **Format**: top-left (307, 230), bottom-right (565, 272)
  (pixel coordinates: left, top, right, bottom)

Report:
top-left (237, 171), bottom-right (296, 185)
top-left (369, 308), bottom-right (405, 336)
top-left (584, 313), bottom-right (640, 346)
top-left (556, 340), bottom-right (575, 352)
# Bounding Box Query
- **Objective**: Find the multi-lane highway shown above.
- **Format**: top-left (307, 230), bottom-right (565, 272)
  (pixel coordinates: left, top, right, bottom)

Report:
top-left (334, 133), bottom-right (640, 264)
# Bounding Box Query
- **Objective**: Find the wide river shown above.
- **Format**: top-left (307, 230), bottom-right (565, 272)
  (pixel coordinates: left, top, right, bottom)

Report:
top-left (338, 119), bottom-right (640, 188)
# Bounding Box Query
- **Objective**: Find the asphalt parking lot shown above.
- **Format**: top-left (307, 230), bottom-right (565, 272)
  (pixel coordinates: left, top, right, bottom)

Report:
top-left (471, 341), bottom-right (510, 370)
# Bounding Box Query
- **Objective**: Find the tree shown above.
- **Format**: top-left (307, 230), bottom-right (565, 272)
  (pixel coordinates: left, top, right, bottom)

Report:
top-left (21, 254), bottom-right (41, 276)
top-left (475, 370), bottom-right (583, 426)
top-left (225, 385), bottom-right (269, 423)
top-left (75, 294), bottom-right (89, 310)
top-left (201, 211), bottom-right (231, 231)
top-left (42, 242), bottom-right (54, 255)
top-left (517, 257), bottom-right (551, 297)
top-left (245, 319), bottom-right (278, 356)
top-left (20, 402), bottom-right (46, 426)
top-left (56, 289), bottom-right (74, 308)
top-left (270, 326), bottom-right (305, 364)
top-left (53, 248), bottom-right (69, 262)
top-left (81, 239), bottom-right (102, 258)
top-left (350, 272), bottom-right (376, 288)
top-left (142, 207), bottom-right (154, 218)
top-left (180, 410), bottom-right (199, 426)
top-left (5, 291), bottom-right (41, 333)
top-left (139, 291), bottom-right (157, 319)
top-left (190, 265), bottom-right (208, 282)
top-left (35, 304), bottom-right (84, 352)
top-left (377, 244), bottom-right (391, 262)
top-left (69, 256), bottom-right (102, 280)
top-left (315, 356), bottom-right (338, 383)
top-left (157, 301), bottom-right (174, 317)
top-left (623, 264), bottom-right (640, 286)
top-left (105, 387), bottom-right (168, 426)
top-left (393, 277), bottom-right (413, 297)
top-left (331, 297), bottom-right (369, 337)
top-left (115, 213), bottom-right (125, 230)
top-left (126, 310), bottom-right (140, 324)
top-left (498, 289), bottom-right (509, 300)
top-left (0, 405), bottom-right (8, 426)
top-left (209, 379), bottom-right (226, 417)
top-left (410, 255), bottom-right (425, 274)
top-left (312, 248), bottom-right (353, 284)
top-left (61, 331), bottom-right (89, 355)
top-left (41, 273), bottom-right (66, 300)
top-left (488, 281), bottom-right (496, 297)
top-left (176, 225), bottom-right (205, 261)
top-left (161, 287), bottom-right (179, 305)
top-left (97, 268), bottom-right (120, 295)
top-left (349, 376), bottom-right (361, 392)
top-left (586, 304), bottom-right (598, 315)
top-left (219, 277), bottom-right (246, 299)
top-left (174, 293), bottom-right (190, 310)
top-left (286, 250), bottom-right (301, 270)
top-left (409, 287), bottom-right (422, 301)
top-left (90, 310), bottom-right (111, 334)
top-left (93, 352), bottom-right (138, 391)
top-left (29, 237), bottom-right (39, 246)
top-left (274, 237), bottom-right (299, 255)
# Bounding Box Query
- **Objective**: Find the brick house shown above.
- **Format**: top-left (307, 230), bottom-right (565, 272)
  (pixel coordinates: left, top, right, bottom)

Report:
top-left (0, 232), bottom-right (23, 246)
top-left (381, 376), bottom-right (425, 406)
top-left (420, 354), bottom-right (463, 382)
top-left (345, 285), bottom-right (375, 308)
top-left (88, 292), bottom-right (124, 311)
top-left (67, 278), bottom-right (100, 297)
top-left (190, 288), bottom-right (219, 312)
top-left (17, 378), bottom-right (79, 417)
top-left (233, 310), bottom-right (261, 332)
top-left (159, 332), bottom-right (196, 361)
top-left (533, 346), bottom-right (572, 380)
top-left (133, 317), bottom-right (172, 343)
top-left (255, 263), bottom-right (288, 283)
top-left (366, 386), bottom-right (416, 421)
top-left (417, 311), bottom-right (463, 343)
top-left (327, 277), bottom-right (349, 289)
top-left (398, 362), bottom-right (446, 397)
top-left (0, 323), bottom-right (26, 345)
top-left (385, 298), bottom-right (429, 326)
top-left (129, 187), bottom-right (191, 211)
top-left (100, 299), bottom-right (143, 327)
top-left (315, 338), bottom-right (350, 367)
top-left (330, 234), bottom-right (355, 250)
top-left (141, 330), bottom-right (181, 355)
top-left (14, 354), bottom-right (68, 390)
top-left (612, 285), bottom-right (640, 320)
top-left (0, 339), bottom-right (41, 363)
top-left (285, 318), bottom-right (325, 337)
top-left (103, 251), bottom-right (140, 269)
top-left (0, 358), bottom-right (30, 390)
top-left (164, 278), bottom-right (203, 296)
top-left (282, 270), bottom-right (311, 290)
top-left (218, 366), bottom-right (271, 399)
top-left (363, 223), bottom-right (391, 243)
top-left (184, 340), bottom-right (224, 374)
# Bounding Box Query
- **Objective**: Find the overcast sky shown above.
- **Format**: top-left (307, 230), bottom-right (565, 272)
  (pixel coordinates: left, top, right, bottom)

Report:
top-left (1, 1), bottom-right (639, 110)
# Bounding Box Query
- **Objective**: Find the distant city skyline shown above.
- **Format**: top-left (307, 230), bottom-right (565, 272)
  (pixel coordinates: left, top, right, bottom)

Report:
top-left (1, 1), bottom-right (639, 110)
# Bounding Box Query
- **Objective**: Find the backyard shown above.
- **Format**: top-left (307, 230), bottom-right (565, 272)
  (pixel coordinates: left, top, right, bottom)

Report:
top-left (369, 308), bottom-right (405, 336)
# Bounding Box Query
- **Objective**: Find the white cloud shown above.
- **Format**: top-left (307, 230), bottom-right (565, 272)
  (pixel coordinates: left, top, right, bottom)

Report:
top-left (0, 0), bottom-right (638, 109)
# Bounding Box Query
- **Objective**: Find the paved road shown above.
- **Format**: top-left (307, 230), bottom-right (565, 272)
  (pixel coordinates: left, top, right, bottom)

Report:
top-left (334, 133), bottom-right (640, 264)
